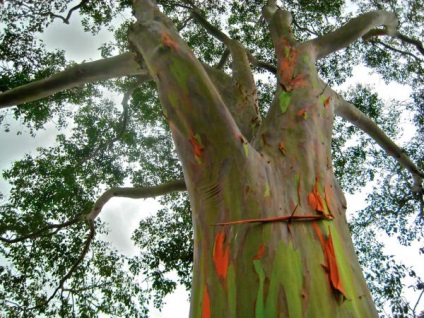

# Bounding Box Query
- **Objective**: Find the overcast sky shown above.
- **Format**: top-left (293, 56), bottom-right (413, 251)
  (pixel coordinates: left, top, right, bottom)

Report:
top-left (0, 3), bottom-right (422, 317)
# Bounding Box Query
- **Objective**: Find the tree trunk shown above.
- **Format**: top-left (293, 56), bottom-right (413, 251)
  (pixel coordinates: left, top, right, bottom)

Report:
top-left (130, 1), bottom-right (378, 316)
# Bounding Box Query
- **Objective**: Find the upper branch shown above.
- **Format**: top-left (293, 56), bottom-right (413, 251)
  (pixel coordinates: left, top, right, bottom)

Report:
top-left (0, 215), bottom-right (84, 243)
top-left (85, 179), bottom-right (187, 221)
top-left (130, 0), bottom-right (249, 169)
top-left (364, 29), bottom-right (424, 57)
top-left (306, 10), bottom-right (399, 60)
top-left (191, 8), bottom-right (260, 139)
top-left (47, 0), bottom-right (89, 24)
top-left (0, 52), bottom-right (147, 109)
top-left (335, 96), bottom-right (424, 194)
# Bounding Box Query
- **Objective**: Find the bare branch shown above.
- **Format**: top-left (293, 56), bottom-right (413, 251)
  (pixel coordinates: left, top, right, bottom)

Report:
top-left (0, 53), bottom-right (147, 109)
top-left (335, 97), bottom-right (424, 195)
top-left (246, 52), bottom-right (277, 74)
top-left (0, 215), bottom-right (84, 243)
top-left (373, 39), bottom-right (421, 61)
top-left (306, 10), bottom-right (399, 60)
top-left (291, 12), bottom-right (321, 37)
top-left (47, 0), bottom-right (89, 24)
top-left (396, 33), bottom-right (424, 56)
top-left (86, 179), bottom-right (187, 221)
top-left (215, 48), bottom-right (230, 70)
top-left (364, 29), bottom-right (424, 57)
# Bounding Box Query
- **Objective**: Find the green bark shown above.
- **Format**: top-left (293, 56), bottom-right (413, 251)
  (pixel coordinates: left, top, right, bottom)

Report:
top-left (131, 1), bottom-right (378, 316)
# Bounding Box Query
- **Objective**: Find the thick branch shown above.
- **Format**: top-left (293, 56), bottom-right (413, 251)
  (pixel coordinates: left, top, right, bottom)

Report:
top-left (191, 8), bottom-right (260, 139)
top-left (307, 10), bottom-right (398, 60)
top-left (0, 52), bottom-right (146, 109)
top-left (86, 179), bottom-right (187, 221)
top-left (335, 97), bottom-right (424, 194)
top-left (130, 0), bottom-right (247, 169)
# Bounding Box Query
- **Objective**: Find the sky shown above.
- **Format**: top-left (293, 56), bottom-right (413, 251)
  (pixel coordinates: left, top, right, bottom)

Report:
top-left (0, 2), bottom-right (422, 317)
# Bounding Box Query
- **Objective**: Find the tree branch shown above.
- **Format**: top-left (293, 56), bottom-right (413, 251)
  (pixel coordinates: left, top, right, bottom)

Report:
top-left (191, 8), bottom-right (260, 139)
top-left (47, 0), bottom-right (89, 24)
top-left (396, 32), bottom-right (424, 56)
top-left (364, 29), bottom-right (424, 57)
top-left (335, 97), bottom-right (424, 195)
top-left (215, 48), bottom-right (230, 70)
top-left (130, 0), bottom-right (248, 168)
top-left (0, 52), bottom-right (146, 109)
top-left (0, 215), bottom-right (84, 243)
top-left (29, 219), bottom-right (95, 311)
top-left (246, 52), bottom-right (277, 74)
top-left (306, 10), bottom-right (399, 60)
top-left (373, 39), bottom-right (421, 62)
top-left (85, 179), bottom-right (187, 221)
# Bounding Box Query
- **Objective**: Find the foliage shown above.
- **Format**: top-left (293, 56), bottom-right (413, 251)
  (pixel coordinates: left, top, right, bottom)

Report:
top-left (0, 0), bottom-right (423, 316)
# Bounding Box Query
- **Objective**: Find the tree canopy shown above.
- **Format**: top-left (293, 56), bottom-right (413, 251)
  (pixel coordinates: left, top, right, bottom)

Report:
top-left (0, 0), bottom-right (423, 317)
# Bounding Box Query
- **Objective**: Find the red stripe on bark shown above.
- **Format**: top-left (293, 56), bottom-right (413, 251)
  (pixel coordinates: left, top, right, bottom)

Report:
top-left (202, 286), bottom-right (211, 318)
top-left (213, 231), bottom-right (229, 279)
top-left (253, 245), bottom-right (265, 260)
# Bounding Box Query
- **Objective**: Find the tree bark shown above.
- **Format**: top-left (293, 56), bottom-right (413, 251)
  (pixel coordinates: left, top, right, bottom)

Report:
top-left (130, 1), bottom-right (381, 316)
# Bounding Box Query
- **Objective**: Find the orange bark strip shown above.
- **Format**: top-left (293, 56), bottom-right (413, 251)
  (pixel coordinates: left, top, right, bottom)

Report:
top-left (253, 245), bottom-right (265, 260)
top-left (313, 224), bottom-right (348, 300)
top-left (308, 178), bottom-right (327, 216)
top-left (297, 108), bottom-right (307, 119)
top-left (215, 214), bottom-right (326, 226)
top-left (189, 135), bottom-right (204, 162)
top-left (324, 96), bottom-right (331, 108)
top-left (324, 228), bottom-right (348, 299)
top-left (289, 73), bottom-right (307, 90)
top-left (278, 142), bottom-right (287, 155)
top-left (160, 30), bottom-right (179, 51)
top-left (312, 221), bottom-right (325, 247)
top-left (213, 231), bottom-right (230, 279)
top-left (202, 286), bottom-right (211, 318)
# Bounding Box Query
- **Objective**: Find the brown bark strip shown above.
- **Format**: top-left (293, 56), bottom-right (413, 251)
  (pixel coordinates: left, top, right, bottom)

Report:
top-left (215, 214), bottom-right (328, 226)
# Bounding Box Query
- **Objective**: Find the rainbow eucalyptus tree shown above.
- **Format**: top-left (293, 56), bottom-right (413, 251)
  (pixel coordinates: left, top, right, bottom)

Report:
top-left (0, 0), bottom-right (423, 317)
